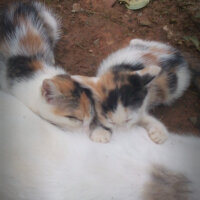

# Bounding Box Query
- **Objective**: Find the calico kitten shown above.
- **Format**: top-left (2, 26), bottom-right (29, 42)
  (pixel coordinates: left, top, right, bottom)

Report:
top-left (0, 2), bottom-right (94, 131)
top-left (73, 39), bottom-right (191, 143)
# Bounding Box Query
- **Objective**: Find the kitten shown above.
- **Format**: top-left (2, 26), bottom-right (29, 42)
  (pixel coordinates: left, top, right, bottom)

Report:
top-left (0, 2), bottom-right (94, 131)
top-left (1, 90), bottom-right (200, 200)
top-left (73, 39), bottom-right (191, 143)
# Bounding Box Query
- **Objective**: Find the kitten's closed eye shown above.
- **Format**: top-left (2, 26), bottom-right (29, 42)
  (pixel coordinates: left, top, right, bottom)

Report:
top-left (65, 116), bottom-right (83, 122)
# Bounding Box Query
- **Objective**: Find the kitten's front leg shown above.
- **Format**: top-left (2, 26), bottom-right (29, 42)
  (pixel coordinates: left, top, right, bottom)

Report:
top-left (138, 114), bottom-right (168, 144)
top-left (90, 126), bottom-right (112, 143)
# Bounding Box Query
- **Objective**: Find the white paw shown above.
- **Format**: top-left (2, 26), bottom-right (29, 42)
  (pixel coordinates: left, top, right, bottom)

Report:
top-left (147, 125), bottom-right (168, 144)
top-left (90, 128), bottom-right (111, 143)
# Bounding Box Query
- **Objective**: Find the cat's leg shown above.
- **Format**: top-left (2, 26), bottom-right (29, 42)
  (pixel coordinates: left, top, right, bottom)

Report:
top-left (90, 126), bottom-right (112, 143)
top-left (138, 114), bottom-right (168, 144)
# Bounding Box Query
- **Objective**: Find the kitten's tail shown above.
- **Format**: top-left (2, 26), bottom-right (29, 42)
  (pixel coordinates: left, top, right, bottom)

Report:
top-left (183, 52), bottom-right (200, 92)
top-left (148, 53), bottom-right (191, 108)
top-left (0, 1), bottom-right (60, 63)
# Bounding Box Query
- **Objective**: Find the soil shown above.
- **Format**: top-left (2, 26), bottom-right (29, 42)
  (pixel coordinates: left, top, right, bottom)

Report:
top-left (1, 0), bottom-right (200, 135)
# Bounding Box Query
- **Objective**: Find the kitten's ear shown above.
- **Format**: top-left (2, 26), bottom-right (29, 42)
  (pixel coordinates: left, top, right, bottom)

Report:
top-left (41, 79), bottom-right (62, 104)
top-left (141, 74), bottom-right (155, 86)
top-left (71, 75), bottom-right (101, 99)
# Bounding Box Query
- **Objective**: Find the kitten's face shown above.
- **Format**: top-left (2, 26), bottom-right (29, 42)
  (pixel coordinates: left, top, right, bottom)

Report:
top-left (41, 74), bottom-right (94, 131)
top-left (73, 71), bottom-right (153, 129)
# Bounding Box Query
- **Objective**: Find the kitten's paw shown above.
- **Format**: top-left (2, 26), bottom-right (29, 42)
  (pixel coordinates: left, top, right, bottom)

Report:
top-left (147, 126), bottom-right (168, 144)
top-left (90, 128), bottom-right (111, 143)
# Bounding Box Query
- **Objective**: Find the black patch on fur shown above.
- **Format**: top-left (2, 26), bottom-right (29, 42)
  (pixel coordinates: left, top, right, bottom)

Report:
top-left (112, 63), bottom-right (145, 83)
top-left (99, 124), bottom-right (112, 133)
top-left (120, 74), bottom-right (148, 108)
top-left (112, 63), bottom-right (145, 73)
top-left (128, 74), bottom-right (143, 88)
top-left (102, 89), bottom-right (118, 113)
top-left (71, 82), bottom-right (83, 99)
top-left (83, 87), bottom-right (95, 108)
top-left (141, 74), bottom-right (155, 85)
top-left (72, 82), bottom-right (94, 104)
top-left (7, 55), bottom-right (36, 80)
top-left (71, 82), bottom-right (95, 112)
top-left (160, 51), bottom-right (185, 70)
top-left (14, 2), bottom-right (39, 19)
top-left (120, 85), bottom-right (147, 108)
top-left (168, 72), bottom-right (177, 93)
top-left (102, 74), bottom-right (149, 113)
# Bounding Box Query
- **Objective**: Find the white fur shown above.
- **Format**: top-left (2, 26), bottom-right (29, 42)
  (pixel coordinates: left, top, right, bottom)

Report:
top-left (97, 45), bottom-right (143, 76)
top-left (0, 91), bottom-right (200, 200)
top-left (34, 1), bottom-right (60, 43)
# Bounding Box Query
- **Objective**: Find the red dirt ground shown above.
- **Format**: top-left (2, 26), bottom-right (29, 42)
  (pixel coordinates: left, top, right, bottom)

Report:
top-left (1, 0), bottom-right (200, 135)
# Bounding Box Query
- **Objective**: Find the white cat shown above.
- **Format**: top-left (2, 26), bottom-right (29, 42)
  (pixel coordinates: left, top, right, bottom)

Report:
top-left (0, 90), bottom-right (199, 200)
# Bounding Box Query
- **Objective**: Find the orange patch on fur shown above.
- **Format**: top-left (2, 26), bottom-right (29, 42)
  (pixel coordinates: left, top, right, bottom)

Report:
top-left (52, 75), bottom-right (75, 95)
top-left (30, 60), bottom-right (43, 71)
top-left (52, 75), bottom-right (92, 120)
top-left (73, 73), bottom-right (116, 101)
top-left (96, 72), bottom-right (116, 99)
top-left (79, 93), bottom-right (91, 118)
top-left (54, 107), bottom-right (69, 116)
top-left (53, 95), bottom-right (91, 120)
top-left (150, 47), bottom-right (171, 55)
top-left (142, 53), bottom-right (158, 66)
top-left (153, 74), bottom-right (168, 101)
top-left (20, 28), bottom-right (44, 55)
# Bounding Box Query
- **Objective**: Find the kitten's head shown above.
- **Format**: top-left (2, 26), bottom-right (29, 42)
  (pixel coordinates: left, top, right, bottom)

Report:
top-left (40, 74), bottom-right (94, 131)
top-left (73, 69), bottom-right (154, 129)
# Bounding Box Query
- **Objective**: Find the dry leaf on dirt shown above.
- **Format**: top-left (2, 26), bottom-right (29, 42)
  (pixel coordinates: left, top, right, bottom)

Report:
top-left (119, 0), bottom-right (150, 10)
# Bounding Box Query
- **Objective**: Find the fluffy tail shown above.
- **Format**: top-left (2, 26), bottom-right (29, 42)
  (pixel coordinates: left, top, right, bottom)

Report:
top-left (0, 1), bottom-right (60, 64)
top-left (148, 52), bottom-right (191, 108)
